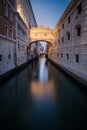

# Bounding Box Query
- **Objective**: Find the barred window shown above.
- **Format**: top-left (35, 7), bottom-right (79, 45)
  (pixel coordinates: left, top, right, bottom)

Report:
top-left (62, 23), bottom-right (64, 29)
top-left (67, 32), bottom-right (70, 40)
top-left (77, 26), bottom-right (81, 36)
top-left (75, 54), bottom-right (79, 63)
top-left (0, 55), bottom-right (2, 61)
top-left (77, 3), bottom-right (82, 15)
top-left (66, 54), bottom-right (69, 60)
top-left (62, 37), bottom-right (64, 43)
top-left (8, 54), bottom-right (11, 59)
top-left (68, 16), bottom-right (70, 23)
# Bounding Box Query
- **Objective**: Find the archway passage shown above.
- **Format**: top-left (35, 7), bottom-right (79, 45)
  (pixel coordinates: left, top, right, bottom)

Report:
top-left (30, 26), bottom-right (55, 45)
top-left (29, 40), bottom-right (51, 58)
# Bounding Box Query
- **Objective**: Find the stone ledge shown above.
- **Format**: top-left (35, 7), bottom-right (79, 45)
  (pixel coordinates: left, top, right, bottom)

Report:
top-left (0, 56), bottom-right (38, 84)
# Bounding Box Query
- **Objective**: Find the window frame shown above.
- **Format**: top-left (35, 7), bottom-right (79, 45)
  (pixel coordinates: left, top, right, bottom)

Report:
top-left (0, 55), bottom-right (2, 62)
top-left (10, 28), bottom-right (13, 39)
top-left (5, 25), bottom-right (9, 37)
top-left (4, 0), bottom-right (8, 17)
top-left (75, 54), bottom-right (79, 63)
top-left (77, 26), bottom-right (81, 36)
top-left (68, 16), bottom-right (70, 24)
top-left (66, 53), bottom-right (69, 60)
top-left (77, 2), bottom-right (82, 15)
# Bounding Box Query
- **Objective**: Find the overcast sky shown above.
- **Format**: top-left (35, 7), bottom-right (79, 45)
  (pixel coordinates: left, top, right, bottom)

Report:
top-left (30, 0), bottom-right (71, 29)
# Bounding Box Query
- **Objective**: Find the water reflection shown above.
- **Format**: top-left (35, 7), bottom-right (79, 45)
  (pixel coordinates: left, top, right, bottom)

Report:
top-left (25, 58), bottom-right (59, 130)
top-left (30, 80), bottom-right (55, 97)
top-left (0, 57), bottom-right (87, 130)
top-left (30, 57), bottom-right (56, 98)
top-left (39, 57), bottom-right (48, 82)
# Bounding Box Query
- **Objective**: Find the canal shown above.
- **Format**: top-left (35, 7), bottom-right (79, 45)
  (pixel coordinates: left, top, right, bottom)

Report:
top-left (0, 57), bottom-right (87, 130)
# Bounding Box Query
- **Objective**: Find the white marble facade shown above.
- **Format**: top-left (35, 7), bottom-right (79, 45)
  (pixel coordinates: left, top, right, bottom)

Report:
top-left (16, 0), bottom-right (37, 66)
top-left (48, 0), bottom-right (87, 83)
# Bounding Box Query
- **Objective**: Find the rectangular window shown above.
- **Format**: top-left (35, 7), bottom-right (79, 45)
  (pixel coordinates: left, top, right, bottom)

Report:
top-left (0, 55), bottom-right (2, 61)
top-left (77, 3), bottom-right (82, 15)
top-left (10, 28), bottom-right (13, 39)
top-left (61, 53), bottom-right (63, 58)
top-left (62, 23), bottom-right (64, 29)
top-left (5, 26), bottom-right (8, 37)
top-left (57, 53), bottom-right (59, 57)
top-left (62, 37), bottom-right (64, 43)
top-left (18, 44), bottom-right (19, 50)
top-left (75, 54), bottom-right (79, 63)
top-left (8, 54), bottom-right (11, 59)
top-left (68, 16), bottom-right (70, 23)
top-left (4, 0), bottom-right (8, 16)
top-left (9, 8), bottom-right (13, 21)
top-left (66, 53), bottom-right (69, 60)
top-left (67, 32), bottom-right (70, 40)
top-left (77, 26), bottom-right (81, 36)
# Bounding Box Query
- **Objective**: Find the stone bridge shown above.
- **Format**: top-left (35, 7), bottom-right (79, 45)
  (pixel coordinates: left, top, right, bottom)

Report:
top-left (30, 26), bottom-right (55, 45)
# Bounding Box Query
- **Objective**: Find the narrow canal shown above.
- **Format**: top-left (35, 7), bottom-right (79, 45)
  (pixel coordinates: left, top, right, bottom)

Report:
top-left (0, 57), bottom-right (87, 130)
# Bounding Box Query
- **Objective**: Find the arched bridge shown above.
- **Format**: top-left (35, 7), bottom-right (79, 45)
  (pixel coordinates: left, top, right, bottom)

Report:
top-left (30, 26), bottom-right (55, 45)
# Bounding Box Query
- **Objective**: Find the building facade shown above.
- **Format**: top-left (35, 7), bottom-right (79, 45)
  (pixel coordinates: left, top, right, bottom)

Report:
top-left (16, 12), bottom-right (29, 66)
top-left (48, 0), bottom-right (87, 83)
top-left (0, 0), bottom-right (16, 76)
top-left (0, 0), bottom-right (37, 76)
top-left (16, 0), bottom-right (37, 66)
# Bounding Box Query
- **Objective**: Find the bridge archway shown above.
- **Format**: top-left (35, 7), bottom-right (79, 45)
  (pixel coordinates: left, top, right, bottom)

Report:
top-left (30, 26), bottom-right (55, 45)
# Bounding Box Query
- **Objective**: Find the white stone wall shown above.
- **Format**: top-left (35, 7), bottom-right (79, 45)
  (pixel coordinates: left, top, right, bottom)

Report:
top-left (49, 0), bottom-right (87, 83)
top-left (0, 37), bottom-right (16, 76)
top-left (16, 13), bottom-right (29, 66)
top-left (16, 40), bottom-right (28, 66)
top-left (16, 0), bottom-right (37, 64)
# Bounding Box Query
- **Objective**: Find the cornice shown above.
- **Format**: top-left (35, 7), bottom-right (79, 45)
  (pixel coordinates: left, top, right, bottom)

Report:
top-left (54, 0), bottom-right (81, 31)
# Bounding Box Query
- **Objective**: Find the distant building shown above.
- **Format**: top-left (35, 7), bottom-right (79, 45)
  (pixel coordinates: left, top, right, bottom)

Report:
top-left (48, 0), bottom-right (87, 83)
